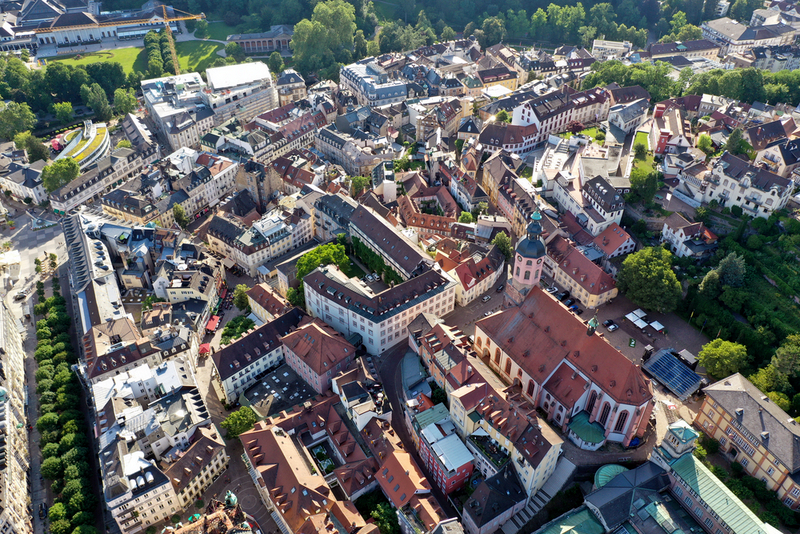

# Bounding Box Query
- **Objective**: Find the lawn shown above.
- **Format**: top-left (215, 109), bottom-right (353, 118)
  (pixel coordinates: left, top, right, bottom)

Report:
top-left (49, 47), bottom-right (147, 73)
top-left (175, 40), bottom-right (225, 72)
top-left (200, 21), bottom-right (237, 41)
top-left (49, 41), bottom-right (223, 74)
top-left (635, 130), bottom-right (650, 151)
top-left (560, 126), bottom-right (602, 141)
top-left (342, 259), bottom-right (365, 279)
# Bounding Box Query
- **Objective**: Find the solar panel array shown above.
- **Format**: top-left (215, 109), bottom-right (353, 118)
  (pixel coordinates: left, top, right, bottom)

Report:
top-left (643, 351), bottom-right (702, 401)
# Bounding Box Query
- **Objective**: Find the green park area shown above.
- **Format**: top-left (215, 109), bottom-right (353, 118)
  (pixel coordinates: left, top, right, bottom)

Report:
top-left (200, 21), bottom-right (237, 41)
top-left (50, 41), bottom-right (224, 74)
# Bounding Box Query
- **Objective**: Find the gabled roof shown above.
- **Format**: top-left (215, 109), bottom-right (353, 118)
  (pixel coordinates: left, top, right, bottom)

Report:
top-left (281, 318), bottom-right (356, 377)
top-left (376, 450), bottom-right (431, 508)
top-left (592, 223), bottom-right (631, 255)
top-left (246, 283), bottom-right (290, 318)
top-left (476, 287), bottom-right (651, 406)
top-left (704, 373), bottom-right (800, 473)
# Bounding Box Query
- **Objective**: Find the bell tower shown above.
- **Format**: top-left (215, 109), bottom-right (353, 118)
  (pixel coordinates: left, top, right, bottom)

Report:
top-left (504, 209), bottom-right (547, 307)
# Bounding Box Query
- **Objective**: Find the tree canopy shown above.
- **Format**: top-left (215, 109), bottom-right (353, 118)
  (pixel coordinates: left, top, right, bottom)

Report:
top-left (42, 158), bottom-right (79, 193)
top-left (617, 247), bottom-right (682, 313)
top-left (0, 101), bottom-right (36, 141)
top-left (290, 0), bottom-right (356, 74)
top-left (220, 406), bottom-right (258, 438)
top-left (14, 131), bottom-right (48, 163)
top-left (491, 231), bottom-right (513, 262)
top-left (296, 243), bottom-right (349, 281)
top-left (698, 339), bottom-right (749, 378)
top-left (233, 283), bottom-right (250, 311)
top-left (173, 204), bottom-right (189, 229)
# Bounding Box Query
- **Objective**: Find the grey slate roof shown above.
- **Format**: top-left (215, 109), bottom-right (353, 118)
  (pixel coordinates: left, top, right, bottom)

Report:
top-left (584, 461), bottom-right (670, 530)
top-left (704, 373), bottom-right (800, 473)
top-left (463, 464), bottom-right (526, 528)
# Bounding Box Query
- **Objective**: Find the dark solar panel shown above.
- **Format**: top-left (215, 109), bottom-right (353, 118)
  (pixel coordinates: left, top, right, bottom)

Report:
top-left (643, 351), bottom-right (702, 400)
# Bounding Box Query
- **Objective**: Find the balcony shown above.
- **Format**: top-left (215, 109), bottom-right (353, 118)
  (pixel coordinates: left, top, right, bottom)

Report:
top-left (467, 434), bottom-right (510, 469)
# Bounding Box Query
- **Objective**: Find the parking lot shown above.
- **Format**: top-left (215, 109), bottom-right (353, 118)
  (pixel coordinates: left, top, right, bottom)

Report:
top-left (242, 364), bottom-right (318, 417)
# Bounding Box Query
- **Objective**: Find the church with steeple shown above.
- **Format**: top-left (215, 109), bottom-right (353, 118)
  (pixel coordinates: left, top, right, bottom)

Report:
top-left (504, 209), bottom-right (547, 308)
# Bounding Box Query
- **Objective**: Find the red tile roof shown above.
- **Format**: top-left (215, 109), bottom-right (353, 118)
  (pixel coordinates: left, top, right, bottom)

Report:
top-left (376, 450), bottom-right (431, 508)
top-left (592, 223), bottom-right (632, 256)
top-left (246, 283), bottom-right (290, 317)
top-left (281, 319), bottom-right (356, 378)
top-left (547, 235), bottom-right (616, 296)
top-left (476, 287), bottom-right (652, 406)
top-left (543, 363), bottom-right (588, 409)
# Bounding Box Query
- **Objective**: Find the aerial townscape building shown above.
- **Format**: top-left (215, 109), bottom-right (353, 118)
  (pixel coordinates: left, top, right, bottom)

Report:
top-left (10, 14), bottom-right (800, 534)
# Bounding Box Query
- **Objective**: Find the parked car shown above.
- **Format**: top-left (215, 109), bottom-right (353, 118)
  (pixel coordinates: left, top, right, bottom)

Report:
top-left (13, 293), bottom-right (25, 301)
top-left (603, 319), bottom-right (615, 327)
top-left (556, 292), bottom-right (569, 301)
top-left (484, 311), bottom-right (492, 316)
top-left (568, 304), bottom-right (579, 312)
top-left (496, 284), bottom-right (504, 292)
top-left (575, 308), bottom-right (584, 315)
top-left (482, 295), bottom-right (492, 303)
top-left (607, 324), bottom-right (619, 332)
top-left (564, 298), bottom-right (575, 307)
top-left (546, 286), bottom-right (558, 293)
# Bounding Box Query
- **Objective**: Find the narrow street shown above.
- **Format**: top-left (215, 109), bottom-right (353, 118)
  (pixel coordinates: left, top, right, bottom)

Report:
top-left (378, 343), bottom-right (458, 518)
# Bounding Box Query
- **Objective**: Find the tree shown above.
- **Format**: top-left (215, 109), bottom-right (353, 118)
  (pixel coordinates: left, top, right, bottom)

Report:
top-left (296, 243), bottom-right (348, 281)
top-left (566, 120), bottom-right (585, 134)
top-left (458, 211), bottom-right (474, 223)
top-left (699, 268), bottom-right (721, 297)
top-left (233, 284), bottom-right (250, 310)
top-left (495, 109), bottom-right (511, 123)
top-left (772, 335), bottom-right (800, 377)
top-left (349, 175), bottom-right (370, 197)
top-left (194, 19), bottom-right (209, 38)
top-left (354, 29), bottom-right (368, 59)
top-left (633, 142), bottom-right (647, 159)
top-left (371, 503), bottom-right (400, 534)
top-left (42, 158), bottom-right (79, 193)
top-left (617, 247), bottom-right (682, 312)
top-left (116, 139), bottom-right (132, 149)
top-left (50, 520), bottom-right (72, 534)
top-left (492, 231), bottom-right (513, 262)
top-left (290, 0), bottom-right (356, 73)
top-left (440, 26), bottom-right (456, 41)
top-left (697, 133), bottom-right (714, 156)
top-left (80, 83), bottom-right (112, 122)
top-left (225, 42), bottom-right (246, 62)
top-left (220, 406), bottom-right (258, 438)
top-left (0, 102), bottom-right (36, 141)
top-left (725, 128), bottom-right (749, 156)
top-left (629, 168), bottom-right (659, 205)
top-left (267, 51), bottom-right (285, 74)
top-left (49, 503), bottom-right (68, 522)
top-left (173, 204), bottom-right (189, 229)
top-left (41, 456), bottom-right (64, 479)
top-left (53, 102), bottom-right (74, 125)
top-left (698, 339), bottom-right (749, 377)
top-left (14, 131), bottom-right (48, 163)
top-left (113, 87), bottom-right (138, 115)
top-left (479, 16), bottom-right (506, 48)
top-left (716, 252), bottom-right (746, 287)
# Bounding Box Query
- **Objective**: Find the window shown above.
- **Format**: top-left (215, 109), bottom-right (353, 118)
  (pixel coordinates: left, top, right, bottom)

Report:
top-left (599, 403), bottom-right (611, 426)
top-left (718, 437), bottom-right (727, 446)
top-left (791, 488), bottom-right (800, 497)
top-left (684, 496), bottom-right (692, 506)
top-left (785, 497), bottom-right (795, 506)
top-left (505, 359), bottom-right (512, 375)
top-left (494, 348), bottom-right (500, 363)
top-left (767, 467), bottom-right (774, 476)
top-left (740, 458), bottom-right (749, 468)
top-left (704, 518), bottom-right (714, 528)
top-left (674, 486), bottom-right (683, 497)
top-left (587, 391), bottom-right (597, 415)
top-left (614, 411), bottom-right (629, 433)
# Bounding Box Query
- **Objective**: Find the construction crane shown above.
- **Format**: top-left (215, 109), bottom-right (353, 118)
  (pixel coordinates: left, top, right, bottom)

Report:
top-left (161, 6), bottom-right (205, 75)
top-left (35, 6), bottom-right (204, 75)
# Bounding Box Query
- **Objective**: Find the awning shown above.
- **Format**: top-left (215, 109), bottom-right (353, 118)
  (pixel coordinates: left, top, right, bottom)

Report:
top-left (206, 315), bottom-right (221, 331)
top-left (219, 288), bottom-right (227, 300)
top-left (632, 309), bottom-right (647, 318)
top-left (649, 321), bottom-right (665, 332)
top-left (633, 318), bottom-right (648, 329)
top-left (222, 258), bottom-right (235, 269)
top-left (199, 343), bottom-right (211, 354)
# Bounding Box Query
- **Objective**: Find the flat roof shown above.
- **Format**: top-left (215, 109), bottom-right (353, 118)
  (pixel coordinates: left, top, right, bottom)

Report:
top-left (206, 62), bottom-right (272, 91)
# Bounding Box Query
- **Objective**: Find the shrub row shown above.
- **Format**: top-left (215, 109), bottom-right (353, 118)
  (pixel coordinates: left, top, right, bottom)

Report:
top-left (34, 279), bottom-right (98, 534)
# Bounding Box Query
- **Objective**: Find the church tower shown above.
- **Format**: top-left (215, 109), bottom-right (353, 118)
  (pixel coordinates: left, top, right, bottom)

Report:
top-left (504, 210), bottom-right (547, 307)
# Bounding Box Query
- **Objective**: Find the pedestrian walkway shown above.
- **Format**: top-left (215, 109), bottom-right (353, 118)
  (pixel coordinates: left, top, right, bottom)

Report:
top-left (502, 458), bottom-right (577, 534)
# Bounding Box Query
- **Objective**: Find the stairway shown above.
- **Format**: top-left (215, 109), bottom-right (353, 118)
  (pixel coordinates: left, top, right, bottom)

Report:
top-left (500, 457), bottom-right (577, 534)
